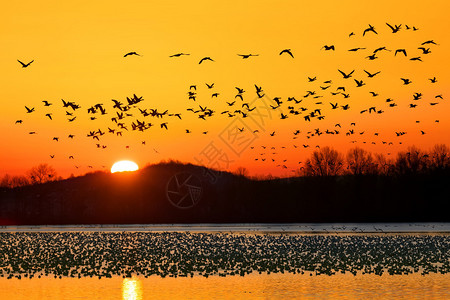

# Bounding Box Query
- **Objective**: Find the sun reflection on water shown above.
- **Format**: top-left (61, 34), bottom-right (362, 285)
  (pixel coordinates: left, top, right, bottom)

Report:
top-left (122, 278), bottom-right (143, 300)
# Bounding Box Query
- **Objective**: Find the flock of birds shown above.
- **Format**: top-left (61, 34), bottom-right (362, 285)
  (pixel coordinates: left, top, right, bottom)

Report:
top-left (14, 23), bottom-right (444, 173)
top-left (0, 232), bottom-right (449, 279)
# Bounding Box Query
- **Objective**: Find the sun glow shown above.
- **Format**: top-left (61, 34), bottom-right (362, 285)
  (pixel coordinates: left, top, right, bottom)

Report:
top-left (122, 278), bottom-right (143, 300)
top-left (111, 160), bottom-right (139, 173)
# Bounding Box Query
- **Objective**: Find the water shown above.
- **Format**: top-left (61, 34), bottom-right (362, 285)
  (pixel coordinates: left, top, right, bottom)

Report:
top-left (1, 273), bottom-right (449, 299)
top-left (0, 224), bottom-right (449, 299)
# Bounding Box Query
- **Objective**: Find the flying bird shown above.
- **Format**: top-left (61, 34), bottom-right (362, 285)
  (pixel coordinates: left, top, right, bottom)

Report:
top-left (364, 70), bottom-right (381, 78)
top-left (169, 53), bottom-right (190, 57)
top-left (17, 59), bottom-right (34, 68)
top-left (338, 69), bottom-right (354, 79)
top-left (124, 52), bottom-right (140, 57)
top-left (199, 57), bottom-right (214, 64)
top-left (25, 106), bottom-right (35, 113)
top-left (363, 24), bottom-right (377, 36)
top-left (279, 49), bottom-right (294, 58)
top-left (394, 49), bottom-right (407, 56)
top-left (321, 45), bottom-right (335, 51)
top-left (237, 54), bottom-right (259, 59)
top-left (386, 23), bottom-right (401, 33)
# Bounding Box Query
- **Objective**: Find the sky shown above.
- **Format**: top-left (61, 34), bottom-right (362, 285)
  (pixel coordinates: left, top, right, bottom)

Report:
top-left (1, 0), bottom-right (449, 178)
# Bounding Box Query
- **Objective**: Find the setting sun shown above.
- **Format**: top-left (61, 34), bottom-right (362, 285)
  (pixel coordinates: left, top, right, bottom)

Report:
top-left (111, 161), bottom-right (139, 173)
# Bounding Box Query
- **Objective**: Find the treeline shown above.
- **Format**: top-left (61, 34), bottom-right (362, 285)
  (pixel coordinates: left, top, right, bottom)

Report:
top-left (1, 144), bottom-right (449, 190)
top-left (1, 157), bottom-right (449, 225)
top-left (298, 144), bottom-right (450, 177)
top-left (0, 164), bottom-right (61, 189)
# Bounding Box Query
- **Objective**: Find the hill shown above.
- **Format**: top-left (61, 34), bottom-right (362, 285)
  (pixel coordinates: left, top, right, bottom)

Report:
top-left (0, 162), bottom-right (449, 225)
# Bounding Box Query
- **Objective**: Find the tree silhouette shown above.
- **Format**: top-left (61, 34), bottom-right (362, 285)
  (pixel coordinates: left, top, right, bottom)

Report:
top-left (28, 164), bottom-right (57, 184)
top-left (346, 147), bottom-right (376, 175)
top-left (235, 166), bottom-right (249, 177)
top-left (0, 174), bottom-right (30, 188)
top-left (395, 146), bottom-right (428, 175)
top-left (430, 144), bottom-right (450, 171)
top-left (304, 146), bottom-right (344, 176)
top-left (374, 153), bottom-right (394, 175)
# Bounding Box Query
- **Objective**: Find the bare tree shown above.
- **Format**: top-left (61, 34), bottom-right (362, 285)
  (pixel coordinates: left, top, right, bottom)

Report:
top-left (304, 146), bottom-right (344, 176)
top-left (395, 146), bottom-right (428, 175)
top-left (430, 144), bottom-right (450, 170)
top-left (374, 153), bottom-right (393, 175)
top-left (235, 166), bottom-right (249, 177)
top-left (346, 147), bottom-right (376, 175)
top-left (28, 164), bottom-right (57, 184)
top-left (1, 174), bottom-right (30, 188)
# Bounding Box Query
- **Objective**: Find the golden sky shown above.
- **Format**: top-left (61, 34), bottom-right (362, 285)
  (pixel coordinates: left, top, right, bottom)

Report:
top-left (1, 0), bottom-right (449, 177)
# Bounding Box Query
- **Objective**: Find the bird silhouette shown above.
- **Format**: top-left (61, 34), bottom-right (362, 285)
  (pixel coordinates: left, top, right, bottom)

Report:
top-left (401, 78), bottom-right (412, 85)
top-left (321, 45), bottom-right (335, 51)
top-left (199, 57), bottom-right (214, 64)
top-left (421, 40), bottom-right (438, 45)
top-left (279, 49), bottom-right (294, 58)
top-left (237, 54), bottom-right (259, 59)
top-left (363, 24), bottom-right (377, 36)
top-left (418, 47), bottom-right (431, 54)
top-left (338, 69), bottom-right (354, 79)
top-left (42, 100), bottom-right (52, 106)
top-left (169, 53), bottom-right (190, 57)
top-left (17, 59), bottom-right (34, 68)
top-left (395, 49), bottom-right (407, 56)
top-left (386, 23), bottom-right (401, 33)
top-left (348, 47), bottom-right (366, 52)
top-left (25, 106), bottom-right (35, 113)
top-left (364, 70), bottom-right (381, 78)
top-left (124, 52), bottom-right (140, 57)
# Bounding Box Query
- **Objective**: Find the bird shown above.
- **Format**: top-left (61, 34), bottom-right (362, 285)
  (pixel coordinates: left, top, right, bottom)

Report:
top-left (401, 78), bottom-right (412, 85)
top-left (395, 49), bottom-right (407, 56)
top-left (17, 59), bottom-right (34, 68)
top-left (366, 54), bottom-right (377, 60)
top-left (386, 23), bottom-right (401, 33)
top-left (237, 54), bottom-right (259, 59)
top-left (124, 52), bottom-right (140, 57)
top-left (429, 77), bottom-right (437, 83)
top-left (169, 53), bottom-right (190, 57)
top-left (338, 69), bottom-right (354, 79)
top-left (308, 76), bottom-right (317, 82)
top-left (199, 57), bottom-right (214, 64)
top-left (363, 24), bottom-right (377, 36)
top-left (418, 47), bottom-right (431, 54)
top-left (45, 113), bottom-right (53, 120)
top-left (348, 47), bottom-right (366, 52)
top-left (321, 45), bottom-right (335, 51)
top-left (206, 83), bottom-right (214, 89)
top-left (421, 40), bottom-right (438, 45)
top-left (364, 70), bottom-right (381, 78)
top-left (354, 79), bottom-right (365, 87)
top-left (42, 100), bottom-right (52, 106)
top-left (25, 106), bottom-right (35, 113)
top-left (279, 49), bottom-right (294, 58)
top-left (410, 57), bottom-right (422, 62)
top-left (15, 120), bottom-right (23, 124)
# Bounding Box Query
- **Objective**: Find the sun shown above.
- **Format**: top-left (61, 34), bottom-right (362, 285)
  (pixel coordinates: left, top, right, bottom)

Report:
top-left (111, 160), bottom-right (139, 173)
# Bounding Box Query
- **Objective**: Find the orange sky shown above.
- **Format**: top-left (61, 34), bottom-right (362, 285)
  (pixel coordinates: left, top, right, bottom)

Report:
top-left (1, 0), bottom-right (449, 178)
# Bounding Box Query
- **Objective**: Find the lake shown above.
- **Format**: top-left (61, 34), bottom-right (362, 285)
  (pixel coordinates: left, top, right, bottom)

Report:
top-left (0, 223), bottom-right (449, 299)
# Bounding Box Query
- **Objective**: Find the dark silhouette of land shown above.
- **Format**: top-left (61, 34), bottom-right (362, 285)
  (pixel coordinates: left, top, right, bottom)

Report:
top-left (0, 160), bottom-right (449, 225)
